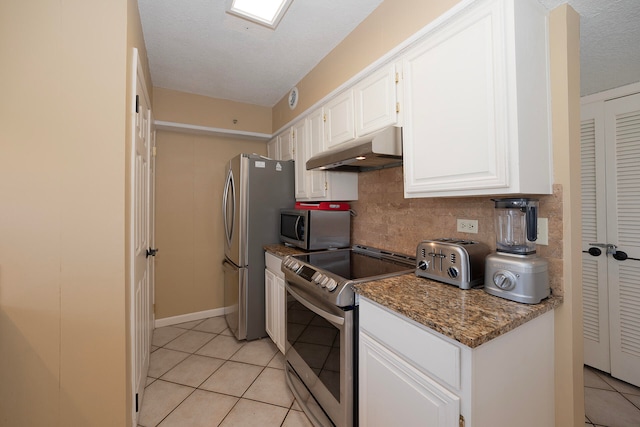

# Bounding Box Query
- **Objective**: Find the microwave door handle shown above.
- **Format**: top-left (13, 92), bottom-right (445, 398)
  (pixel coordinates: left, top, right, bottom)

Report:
top-left (286, 285), bottom-right (344, 326)
top-left (294, 216), bottom-right (302, 241)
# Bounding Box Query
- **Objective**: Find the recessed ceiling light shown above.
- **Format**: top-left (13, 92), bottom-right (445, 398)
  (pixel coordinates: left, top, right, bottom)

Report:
top-left (227, 0), bottom-right (293, 29)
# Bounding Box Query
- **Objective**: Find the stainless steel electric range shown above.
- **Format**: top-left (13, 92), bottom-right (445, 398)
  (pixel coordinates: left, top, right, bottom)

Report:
top-left (281, 245), bottom-right (415, 427)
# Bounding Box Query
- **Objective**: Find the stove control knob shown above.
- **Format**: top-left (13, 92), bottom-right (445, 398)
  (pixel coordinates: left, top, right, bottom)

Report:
top-left (283, 259), bottom-right (291, 268)
top-left (325, 279), bottom-right (337, 291)
top-left (493, 270), bottom-right (517, 291)
top-left (320, 277), bottom-right (329, 288)
top-left (315, 274), bottom-right (325, 285)
top-left (417, 260), bottom-right (430, 270)
top-left (447, 267), bottom-right (459, 279)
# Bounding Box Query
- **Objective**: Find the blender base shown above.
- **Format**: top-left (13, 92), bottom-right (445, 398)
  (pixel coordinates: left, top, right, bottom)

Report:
top-left (484, 252), bottom-right (550, 304)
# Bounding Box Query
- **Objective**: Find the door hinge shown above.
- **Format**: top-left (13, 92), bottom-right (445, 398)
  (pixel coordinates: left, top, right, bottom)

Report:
top-left (323, 114), bottom-right (327, 123)
top-left (325, 182), bottom-right (328, 191)
top-left (135, 393), bottom-right (139, 412)
top-left (135, 95), bottom-right (139, 113)
top-left (395, 72), bottom-right (400, 83)
top-left (396, 102), bottom-right (400, 113)
top-left (152, 146), bottom-right (157, 157)
top-left (459, 415), bottom-right (465, 427)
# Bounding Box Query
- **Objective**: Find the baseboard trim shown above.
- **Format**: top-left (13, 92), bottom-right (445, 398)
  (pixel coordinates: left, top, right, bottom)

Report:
top-left (155, 308), bottom-right (227, 328)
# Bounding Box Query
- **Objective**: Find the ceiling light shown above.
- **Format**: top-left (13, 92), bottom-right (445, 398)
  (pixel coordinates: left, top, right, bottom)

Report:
top-left (227, 0), bottom-right (293, 29)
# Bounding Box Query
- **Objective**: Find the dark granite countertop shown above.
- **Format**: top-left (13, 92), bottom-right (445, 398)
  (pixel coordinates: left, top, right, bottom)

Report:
top-left (354, 274), bottom-right (561, 348)
top-left (265, 243), bottom-right (561, 349)
top-left (264, 244), bottom-right (308, 258)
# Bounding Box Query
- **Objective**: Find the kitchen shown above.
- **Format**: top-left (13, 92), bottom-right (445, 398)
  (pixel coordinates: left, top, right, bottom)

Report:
top-left (152, 0), bottom-right (572, 426)
top-left (1, 0), bottom-right (637, 426)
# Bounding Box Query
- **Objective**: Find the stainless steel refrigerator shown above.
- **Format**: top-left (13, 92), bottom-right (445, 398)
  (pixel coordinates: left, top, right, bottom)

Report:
top-left (222, 154), bottom-right (295, 340)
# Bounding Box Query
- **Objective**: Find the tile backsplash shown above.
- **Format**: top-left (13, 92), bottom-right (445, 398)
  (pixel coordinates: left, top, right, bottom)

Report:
top-left (350, 167), bottom-right (564, 297)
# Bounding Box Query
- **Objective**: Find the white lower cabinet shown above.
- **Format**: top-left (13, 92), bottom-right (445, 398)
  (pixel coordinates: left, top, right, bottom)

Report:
top-left (359, 332), bottom-right (459, 427)
top-left (358, 297), bottom-right (555, 427)
top-left (265, 252), bottom-right (285, 353)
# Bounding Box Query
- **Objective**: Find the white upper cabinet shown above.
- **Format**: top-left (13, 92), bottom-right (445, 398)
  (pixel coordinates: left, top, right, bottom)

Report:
top-left (306, 109), bottom-right (332, 198)
top-left (292, 119), bottom-right (313, 200)
top-left (402, 0), bottom-right (552, 198)
top-left (354, 63), bottom-right (401, 137)
top-left (294, 111), bottom-right (358, 201)
top-left (277, 129), bottom-right (294, 161)
top-left (267, 136), bottom-right (279, 160)
top-left (324, 89), bottom-right (356, 150)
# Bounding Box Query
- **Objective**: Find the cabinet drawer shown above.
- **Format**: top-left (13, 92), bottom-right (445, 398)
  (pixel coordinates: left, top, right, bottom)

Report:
top-left (265, 252), bottom-right (284, 279)
top-left (359, 297), bottom-right (460, 389)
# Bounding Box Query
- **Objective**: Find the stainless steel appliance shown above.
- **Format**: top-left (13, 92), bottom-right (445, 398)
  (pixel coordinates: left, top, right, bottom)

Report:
top-left (222, 154), bottom-right (295, 340)
top-left (280, 209), bottom-right (350, 251)
top-left (282, 245), bottom-right (415, 427)
top-left (415, 238), bottom-right (490, 289)
top-left (484, 198), bottom-right (550, 304)
top-left (306, 126), bottom-right (403, 172)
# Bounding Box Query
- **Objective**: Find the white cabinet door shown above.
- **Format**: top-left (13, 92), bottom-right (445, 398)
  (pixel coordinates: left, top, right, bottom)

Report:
top-left (307, 109), bottom-right (329, 198)
top-left (402, 0), bottom-right (551, 198)
top-left (267, 137), bottom-right (279, 160)
top-left (278, 129), bottom-right (293, 161)
top-left (354, 63), bottom-right (399, 137)
top-left (360, 331), bottom-right (459, 427)
top-left (264, 268), bottom-right (276, 346)
top-left (293, 119), bottom-right (312, 200)
top-left (265, 253), bottom-right (286, 353)
top-left (274, 275), bottom-right (285, 354)
top-left (325, 90), bottom-right (355, 150)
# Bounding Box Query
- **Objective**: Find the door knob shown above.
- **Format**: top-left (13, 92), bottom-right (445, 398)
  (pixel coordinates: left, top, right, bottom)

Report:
top-left (588, 247), bottom-right (602, 257)
top-left (146, 248), bottom-right (159, 258)
top-left (612, 251), bottom-right (628, 261)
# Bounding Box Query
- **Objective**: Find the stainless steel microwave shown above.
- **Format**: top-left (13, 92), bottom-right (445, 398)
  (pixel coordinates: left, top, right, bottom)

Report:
top-left (280, 209), bottom-right (350, 250)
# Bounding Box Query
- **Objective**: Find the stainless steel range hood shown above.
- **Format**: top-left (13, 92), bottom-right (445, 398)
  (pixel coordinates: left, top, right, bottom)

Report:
top-left (306, 126), bottom-right (402, 172)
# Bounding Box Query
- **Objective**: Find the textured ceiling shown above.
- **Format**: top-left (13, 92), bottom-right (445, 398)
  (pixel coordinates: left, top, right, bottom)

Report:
top-left (138, 0), bottom-right (383, 107)
top-left (540, 0), bottom-right (640, 96)
top-left (138, 0), bottom-right (640, 107)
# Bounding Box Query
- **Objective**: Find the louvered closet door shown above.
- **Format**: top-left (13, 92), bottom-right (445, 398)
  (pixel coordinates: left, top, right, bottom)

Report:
top-left (581, 92), bottom-right (640, 387)
top-left (604, 93), bottom-right (640, 387)
top-left (580, 102), bottom-right (610, 372)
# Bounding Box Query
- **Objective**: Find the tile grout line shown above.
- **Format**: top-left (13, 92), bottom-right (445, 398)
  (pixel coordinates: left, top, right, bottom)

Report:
top-left (146, 318), bottom-right (311, 427)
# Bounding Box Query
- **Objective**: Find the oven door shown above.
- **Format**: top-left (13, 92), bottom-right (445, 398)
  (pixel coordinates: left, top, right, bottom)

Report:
top-left (285, 283), bottom-right (354, 427)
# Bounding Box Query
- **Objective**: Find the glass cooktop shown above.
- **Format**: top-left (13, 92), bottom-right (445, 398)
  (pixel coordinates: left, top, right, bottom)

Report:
top-left (292, 246), bottom-right (414, 281)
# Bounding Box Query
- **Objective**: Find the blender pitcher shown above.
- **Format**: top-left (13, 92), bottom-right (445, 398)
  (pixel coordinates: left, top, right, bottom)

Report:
top-left (493, 198), bottom-right (538, 255)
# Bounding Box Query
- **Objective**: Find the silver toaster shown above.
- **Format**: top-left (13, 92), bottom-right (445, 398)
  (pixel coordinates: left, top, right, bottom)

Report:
top-left (416, 239), bottom-right (491, 289)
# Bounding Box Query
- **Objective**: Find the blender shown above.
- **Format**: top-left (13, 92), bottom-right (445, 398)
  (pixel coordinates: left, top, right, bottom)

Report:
top-left (484, 198), bottom-right (550, 304)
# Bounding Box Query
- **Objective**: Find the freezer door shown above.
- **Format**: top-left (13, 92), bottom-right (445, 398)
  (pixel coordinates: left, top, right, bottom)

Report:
top-left (223, 258), bottom-right (246, 340)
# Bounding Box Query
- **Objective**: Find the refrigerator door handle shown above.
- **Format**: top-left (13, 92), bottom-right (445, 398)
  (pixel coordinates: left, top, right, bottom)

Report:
top-left (223, 167), bottom-right (235, 249)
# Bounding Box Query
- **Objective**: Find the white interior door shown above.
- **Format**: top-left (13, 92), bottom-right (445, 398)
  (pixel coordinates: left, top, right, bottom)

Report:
top-left (581, 101), bottom-right (610, 372)
top-left (130, 48), bottom-right (153, 422)
top-left (604, 93), bottom-right (640, 387)
top-left (581, 91), bottom-right (640, 387)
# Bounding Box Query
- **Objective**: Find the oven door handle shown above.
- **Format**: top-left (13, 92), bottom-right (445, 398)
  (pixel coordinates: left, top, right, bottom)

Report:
top-left (287, 285), bottom-right (345, 326)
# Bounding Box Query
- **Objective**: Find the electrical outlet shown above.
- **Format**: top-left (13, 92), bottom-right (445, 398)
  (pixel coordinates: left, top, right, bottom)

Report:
top-left (536, 218), bottom-right (549, 245)
top-left (457, 219), bottom-right (478, 234)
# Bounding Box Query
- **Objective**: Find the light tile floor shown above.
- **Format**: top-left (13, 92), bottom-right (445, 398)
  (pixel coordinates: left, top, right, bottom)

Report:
top-left (138, 316), bottom-right (313, 427)
top-left (141, 317), bottom-right (640, 427)
top-left (584, 365), bottom-right (640, 427)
